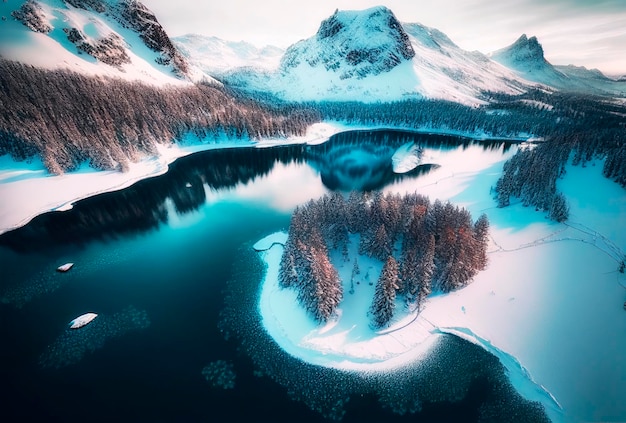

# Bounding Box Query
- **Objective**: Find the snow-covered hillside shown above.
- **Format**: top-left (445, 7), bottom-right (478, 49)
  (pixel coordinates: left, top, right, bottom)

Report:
top-left (0, 0), bottom-right (210, 85)
top-left (220, 6), bottom-right (532, 105)
top-left (173, 34), bottom-right (283, 76)
top-left (491, 34), bottom-right (626, 96)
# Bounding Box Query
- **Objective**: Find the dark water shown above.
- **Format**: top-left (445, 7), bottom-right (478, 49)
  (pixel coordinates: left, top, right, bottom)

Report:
top-left (0, 131), bottom-right (546, 422)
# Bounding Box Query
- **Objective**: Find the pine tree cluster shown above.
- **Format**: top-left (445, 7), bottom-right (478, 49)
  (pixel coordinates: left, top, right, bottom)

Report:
top-left (494, 140), bottom-right (571, 222)
top-left (279, 192), bottom-right (490, 328)
top-left (0, 59), bottom-right (319, 174)
top-left (494, 126), bottom-right (625, 222)
top-left (487, 91), bottom-right (626, 221)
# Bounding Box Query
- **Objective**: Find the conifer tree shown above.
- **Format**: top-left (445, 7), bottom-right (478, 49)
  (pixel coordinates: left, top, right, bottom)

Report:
top-left (369, 223), bottom-right (393, 261)
top-left (352, 257), bottom-right (361, 277)
top-left (307, 245), bottom-right (343, 322)
top-left (370, 256), bottom-right (400, 329)
top-left (473, 214), bottom-right (490, 270)
top-left (278, 246), bottom-right (298, 288)
top-left (549, 192), bottom-right (569, 222)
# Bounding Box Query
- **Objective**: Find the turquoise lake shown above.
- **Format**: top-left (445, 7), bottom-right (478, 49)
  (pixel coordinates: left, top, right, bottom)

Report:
top-left (0, 130), bottom-right (550, 422)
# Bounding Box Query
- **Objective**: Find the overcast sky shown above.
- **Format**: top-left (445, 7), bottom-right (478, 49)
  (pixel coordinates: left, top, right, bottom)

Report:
top-left (143, 0), bottom-right (626, 75)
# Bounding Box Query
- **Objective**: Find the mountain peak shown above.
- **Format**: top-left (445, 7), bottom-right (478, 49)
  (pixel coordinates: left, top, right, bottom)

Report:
top-left (491, 33), bottom-right (547, 72)
top-left (499, 34), bottom-right (545, 64)
top-left (281, 6), bottom-right (414, 79)
top-left (317, 6), bottom-right (400, 39)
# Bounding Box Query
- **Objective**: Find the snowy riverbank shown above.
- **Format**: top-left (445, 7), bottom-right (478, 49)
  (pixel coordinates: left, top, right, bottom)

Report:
top-left (255, 152), bottom-right (626, 423)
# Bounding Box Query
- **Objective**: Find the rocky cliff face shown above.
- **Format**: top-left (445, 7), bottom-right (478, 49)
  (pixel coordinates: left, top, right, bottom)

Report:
top-left (11, 0), bottom-right (190, 77)
top-left (115, 0), bottom-right (189, 76)
top-left (280, 6), bottom-right (415, 79)
top-left (491, 34), bottom-right (548, 71)
top-left (63, 27), bottom-right (130, 68)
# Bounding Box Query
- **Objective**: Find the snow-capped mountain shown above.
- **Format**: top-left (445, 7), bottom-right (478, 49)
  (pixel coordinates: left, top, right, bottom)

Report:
top-left (491, 34), bottom-right (626, 96)
top-left (0, 0), bottom-right (210, 85)
top-left (280, 7), bottom-right (416, 80)
top-left (221, 6), bottom-right (532, 105)
top-left (173, 34), bottom-right (283, 76)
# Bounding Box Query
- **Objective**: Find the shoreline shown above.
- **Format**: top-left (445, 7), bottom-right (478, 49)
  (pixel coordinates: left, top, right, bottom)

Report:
top-left (0, 122), bottom-right (534, 236)
top-left (254, 231), bottom-right (563, 421)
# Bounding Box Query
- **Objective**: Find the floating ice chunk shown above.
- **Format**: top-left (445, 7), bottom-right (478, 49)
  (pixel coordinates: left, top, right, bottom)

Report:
top-left (69, 312), bottom-right (98, 329)
top-left (40, 306), bottom-right (150, 369)
top-left (56, 262), bottom-right (74, 272)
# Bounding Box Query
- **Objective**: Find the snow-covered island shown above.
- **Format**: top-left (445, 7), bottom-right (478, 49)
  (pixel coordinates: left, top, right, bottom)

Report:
top-left (255, 151), bottom-right (626, 423)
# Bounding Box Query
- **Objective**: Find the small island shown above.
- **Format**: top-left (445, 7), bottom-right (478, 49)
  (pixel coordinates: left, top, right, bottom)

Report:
top-left (278, 191), bottom-right (489, 328)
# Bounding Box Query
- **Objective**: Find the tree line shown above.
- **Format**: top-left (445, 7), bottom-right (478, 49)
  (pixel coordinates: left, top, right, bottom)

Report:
top-left (492, 89), bottom-right (626, 221)
top-left (0, 59), bottom-right (319, 174)
top-left (295, 88), bottom-right (624, 222)
top-left (279, 192), bottom-right (489, 328)
top-left (0, 144), bottom-right (308, 252)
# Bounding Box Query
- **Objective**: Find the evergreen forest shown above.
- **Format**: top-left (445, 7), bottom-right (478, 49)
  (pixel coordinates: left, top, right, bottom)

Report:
top-left (278, 192), bottom-right (490, 328)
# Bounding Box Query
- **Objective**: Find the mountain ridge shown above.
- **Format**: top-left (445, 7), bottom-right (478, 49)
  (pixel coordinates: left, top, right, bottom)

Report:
top-left (0, 0), bottom-right (210, 85)
top-left (173, 34), bottom-right (284, 75)
top-left (217, 6), bottom-right (532, 105)
top-left (490, 33), bottom-right (626, 96)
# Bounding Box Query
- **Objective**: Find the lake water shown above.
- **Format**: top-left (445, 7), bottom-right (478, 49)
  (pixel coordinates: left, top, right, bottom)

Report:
top-left (0, 130), bottom-right (548, 422)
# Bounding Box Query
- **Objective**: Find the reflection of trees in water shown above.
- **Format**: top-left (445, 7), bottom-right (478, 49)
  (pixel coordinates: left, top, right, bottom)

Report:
top-left (0, 145), bottom-right (306, 252)
top-left (0, 132), bottom-right (512, 252)
top-left (306, 130), bottom-right (511, 191)
top-left (312, 129), bottom-right (514, 153)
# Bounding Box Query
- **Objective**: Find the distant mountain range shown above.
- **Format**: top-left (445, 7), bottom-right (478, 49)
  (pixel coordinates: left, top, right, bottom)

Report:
top-left (490, 34), bottom-right (626, 97)
top-left (1, 1), bottom-right (624, 102)
top-left (172, 34), bottom-right (284, 75)
top-left (178, 6), bottom-right (625, 104)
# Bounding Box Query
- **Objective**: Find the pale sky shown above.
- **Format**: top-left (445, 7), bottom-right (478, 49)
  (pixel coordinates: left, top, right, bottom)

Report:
top-left (142, 0), bottom-right (626, 75)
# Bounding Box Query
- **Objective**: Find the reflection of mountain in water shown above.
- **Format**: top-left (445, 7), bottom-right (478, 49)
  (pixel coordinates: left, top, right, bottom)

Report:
top-left (307, 130), bottom-right (429, 191)
top-left (0, 131), bottom-right (513, 252)
top-left (306, 129), bottom-right (512, 191)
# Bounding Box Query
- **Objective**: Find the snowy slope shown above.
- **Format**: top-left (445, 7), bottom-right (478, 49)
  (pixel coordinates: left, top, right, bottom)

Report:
top-left (0, 0), bottom-right (212, 85)
top-left (173, 34), bottom-right (283, 76)
top-left (221, 6), bottom-right (532, 105)
top-left (491, 34), bottom-right (626, 96)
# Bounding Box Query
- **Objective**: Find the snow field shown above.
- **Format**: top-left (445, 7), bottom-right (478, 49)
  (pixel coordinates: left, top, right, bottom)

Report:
top-left (0, 0), bottom-right (210, 85)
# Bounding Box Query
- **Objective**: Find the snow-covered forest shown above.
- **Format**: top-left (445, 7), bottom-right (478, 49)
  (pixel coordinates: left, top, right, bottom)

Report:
top-left (494, 127), bottom-right (626, 222)
top-left (0, 59), bottom-right (318, 174)
top-left (279, 192), bottom-right (489, 328)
